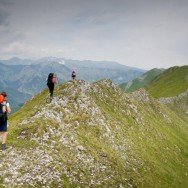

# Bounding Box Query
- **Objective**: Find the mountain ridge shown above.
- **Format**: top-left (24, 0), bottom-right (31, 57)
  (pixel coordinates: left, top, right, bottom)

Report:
top-left (119, 68), bottom-right (165, 93)
top-left (0, 79), bottom-right (187, 187)
top-left (146, 65), bottom-right (188, 98)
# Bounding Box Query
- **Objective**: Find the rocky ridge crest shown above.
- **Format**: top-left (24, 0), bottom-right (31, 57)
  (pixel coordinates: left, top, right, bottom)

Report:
top-left (0, 80), bottom-right (187, 187)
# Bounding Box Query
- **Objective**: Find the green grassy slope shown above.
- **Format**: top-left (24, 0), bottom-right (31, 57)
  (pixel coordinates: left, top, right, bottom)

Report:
top-left (145, 66), bottom-right (188, 98)
top-left (91, 81), bottom-right (188, 188)
top-left (119, 68), bottom-right (164, 93)
top-left (0, 80), bottom-right (187, 188)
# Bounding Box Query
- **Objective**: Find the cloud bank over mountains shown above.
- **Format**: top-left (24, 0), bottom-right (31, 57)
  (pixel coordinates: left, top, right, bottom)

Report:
top-left (0, 0), bottom-right (188, 69)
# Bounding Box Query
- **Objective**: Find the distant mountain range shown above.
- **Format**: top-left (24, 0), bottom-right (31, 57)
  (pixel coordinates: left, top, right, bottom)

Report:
top-left (1, 57), bottom-right (146, 86)
top-left (0, 57), bottom-right (146, 113)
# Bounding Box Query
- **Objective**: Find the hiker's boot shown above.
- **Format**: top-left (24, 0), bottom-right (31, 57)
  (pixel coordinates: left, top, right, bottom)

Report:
top-left (2, 143), bottom-right (7, 150)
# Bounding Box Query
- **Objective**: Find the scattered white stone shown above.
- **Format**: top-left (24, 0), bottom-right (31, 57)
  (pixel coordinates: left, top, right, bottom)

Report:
top-left (77, 145), bottom-right (85, 151)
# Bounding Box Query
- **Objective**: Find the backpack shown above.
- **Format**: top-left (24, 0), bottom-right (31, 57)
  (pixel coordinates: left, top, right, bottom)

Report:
top-left (47, 73), bottom-right (54, 84)
top-left (0, 95), bottom-right (7, 123)
top-left (0, 95), bottom-right (5, 103)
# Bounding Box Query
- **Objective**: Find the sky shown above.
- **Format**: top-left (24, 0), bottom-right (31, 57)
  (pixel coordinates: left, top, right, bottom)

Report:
top-left (0, 0), bottom-right (188, 69)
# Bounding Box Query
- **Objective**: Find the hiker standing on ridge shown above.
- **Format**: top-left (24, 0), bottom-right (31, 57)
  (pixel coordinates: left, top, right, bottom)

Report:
top-left (0, 92), bottom-right (11, 150)
top-left (72, 71), bottom-right (76, 82)
top-left (47, 73), bottom-right (58, 98)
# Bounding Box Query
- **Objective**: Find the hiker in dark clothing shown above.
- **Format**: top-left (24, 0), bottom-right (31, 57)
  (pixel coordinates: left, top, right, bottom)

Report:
top-left (0, 92), bottom-right (11, 150)
top-left (72, 71), bottom-right (76, 82)
top-left (47, 73), bottom-right (58, 98)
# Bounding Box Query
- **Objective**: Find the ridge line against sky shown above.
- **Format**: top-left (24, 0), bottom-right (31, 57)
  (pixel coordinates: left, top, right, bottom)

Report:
top-left (0, 0), bottom-right (188, 69)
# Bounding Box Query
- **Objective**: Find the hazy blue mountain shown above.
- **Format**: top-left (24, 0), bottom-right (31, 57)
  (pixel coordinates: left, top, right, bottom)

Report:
top-left (0, 57), bottom-right (146, 113)
top-left (1, 57), bottom-right (33, 65)
top-left (0, 57), bottom-right (146, 93)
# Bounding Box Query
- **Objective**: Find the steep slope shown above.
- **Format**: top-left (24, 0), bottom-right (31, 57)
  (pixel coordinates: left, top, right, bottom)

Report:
top-left (159, 89), bottom-right (188, 123)
top-left (119, 68), bottom-right (164, 93)
top-left (145, 66), bottom-right (188, 119)
top-left (145, 66), bottom-right (188, 98)
top-left (0, 80), bottom-right (187, 187)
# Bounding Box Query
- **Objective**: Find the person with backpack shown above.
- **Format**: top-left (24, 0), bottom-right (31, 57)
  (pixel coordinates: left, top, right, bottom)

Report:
top-left (72, 71), bottom-right (76, 81)
top-left (47, 73), bottom-right (58, 98)
top-left (0, 92), bottom-right (11, 150)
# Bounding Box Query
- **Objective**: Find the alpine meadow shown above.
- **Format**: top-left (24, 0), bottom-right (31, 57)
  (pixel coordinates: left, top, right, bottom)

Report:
top-left (0, 64), bottom-right (188, 187)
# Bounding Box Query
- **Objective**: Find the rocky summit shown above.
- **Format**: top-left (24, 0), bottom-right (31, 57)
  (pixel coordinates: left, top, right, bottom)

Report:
top-left (0, 79), bottom-right (188, 188)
